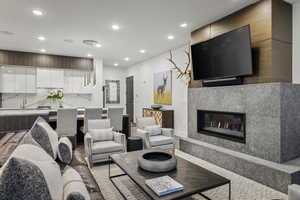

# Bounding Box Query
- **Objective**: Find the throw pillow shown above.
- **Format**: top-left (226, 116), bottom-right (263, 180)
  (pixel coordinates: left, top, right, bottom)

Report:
top-left (0, 144), bottom-right (63, 200)
top-left (63, 166), bottom-right (90, 200)
top-left (89, 128), bottom-right (114, 142)
top-left (144, 125), bottom-right (162, 136)
top-left (20, 132), bottom-right (42, 149)
top-left (30, 121), bottom-right (59, 159)
top-left (58, 137), bottom-right (73, 164)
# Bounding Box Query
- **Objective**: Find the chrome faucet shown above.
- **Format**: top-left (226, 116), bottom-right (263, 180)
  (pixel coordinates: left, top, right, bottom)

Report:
top-left (20, 95), bottom-right (27, 109)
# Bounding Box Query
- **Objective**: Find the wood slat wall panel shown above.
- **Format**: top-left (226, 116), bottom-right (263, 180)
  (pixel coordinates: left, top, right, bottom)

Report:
top-left (191, 25), bottom-right (211, 44)
top-left (0, 50), bottom-right (93, 70)
top-left (244, 39), bottom-right (273, 84)
top-left (272, 40), bottom-right (292, 82)
top-left (210, 0), bottom-right (271, 41)
top-left (190, 0), bottom-right (292, 87)
top-left (272, 0), bottom-right (293, 43)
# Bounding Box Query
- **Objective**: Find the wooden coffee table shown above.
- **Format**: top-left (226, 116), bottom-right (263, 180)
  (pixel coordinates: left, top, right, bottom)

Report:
top-left (109, 150), bottom-right (231, 200)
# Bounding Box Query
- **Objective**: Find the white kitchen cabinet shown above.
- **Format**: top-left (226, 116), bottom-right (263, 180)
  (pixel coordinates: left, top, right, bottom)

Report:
top-left (63, 69), bottom-right (92, 94)
top-left (51, 69), bottom-right (64, 88)
top-left (36, 68), bottom-right (49, 88)
top-left (0, 66), bottom-right (16, 93)
top-left (15, 67), bottom-right (26, 93)
top-left (63, 70), bottom-right (72, 93)
top-left (0, 67), bottom-right (3, 92)
top-left (0, 66), bottom-right (36, 93)
top-left (26, 67), bottom-right (37, 93)
top-left (36, 68), bottom-right (64, 89)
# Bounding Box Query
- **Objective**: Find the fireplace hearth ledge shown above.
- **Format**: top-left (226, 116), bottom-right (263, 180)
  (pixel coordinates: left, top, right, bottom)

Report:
top-left (179, 136), bottom-right (300, 194)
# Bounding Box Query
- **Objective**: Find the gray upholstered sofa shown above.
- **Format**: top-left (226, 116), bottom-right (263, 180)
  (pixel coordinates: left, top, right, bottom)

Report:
top-left (0, 119), bottom-right (105, 200)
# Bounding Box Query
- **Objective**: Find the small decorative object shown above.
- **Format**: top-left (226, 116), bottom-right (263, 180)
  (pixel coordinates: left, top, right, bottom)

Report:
top-left (47, 89), bottom-right (64, 108)
top-left (138, 150), bottom-right (177, 173)
top-left (168, 46), bottom-right (192, 86)
top-left (105, 80), bottom-right (120, 104)
top-left (154, 70), bottom-right (172, 105)
top-left (151, 105), bottom-right (162, 110)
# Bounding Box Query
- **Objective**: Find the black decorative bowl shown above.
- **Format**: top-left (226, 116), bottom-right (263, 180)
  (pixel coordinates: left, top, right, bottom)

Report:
top-left (138, 151), bottom-right (177, 173)
top-left (151, 105), bottom-right (162, 110)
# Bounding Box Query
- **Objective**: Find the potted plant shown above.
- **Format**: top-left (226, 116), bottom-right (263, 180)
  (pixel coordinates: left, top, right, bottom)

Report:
top-left (47, 89), bottom-right (64, 108)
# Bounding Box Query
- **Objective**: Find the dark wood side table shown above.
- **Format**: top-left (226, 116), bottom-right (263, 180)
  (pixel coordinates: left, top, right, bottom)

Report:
top-left (143, 108), bottom-right (174, 128)
top-left (127, 136), bottom-right (143, 152)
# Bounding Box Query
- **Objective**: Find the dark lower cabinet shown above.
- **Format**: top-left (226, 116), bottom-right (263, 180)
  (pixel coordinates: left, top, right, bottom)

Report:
top-left (0, 114), bottom-right (49, 133)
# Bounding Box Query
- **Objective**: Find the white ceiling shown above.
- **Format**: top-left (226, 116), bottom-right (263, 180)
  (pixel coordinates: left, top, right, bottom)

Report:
top-left (0, 0), bottom-right (260, 67)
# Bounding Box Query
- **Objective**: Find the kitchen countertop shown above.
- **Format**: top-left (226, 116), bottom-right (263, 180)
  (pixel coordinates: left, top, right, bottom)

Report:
top-left (0, 107), bottom-right (108, 117)
top-left (0, 109), bottom-right (53, 116)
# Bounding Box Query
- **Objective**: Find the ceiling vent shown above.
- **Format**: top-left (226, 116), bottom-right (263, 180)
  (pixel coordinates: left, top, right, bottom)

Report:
top-left (64, 39), bottom-right (74, 43)
top-left (83, 40), bottom-right (98, 46)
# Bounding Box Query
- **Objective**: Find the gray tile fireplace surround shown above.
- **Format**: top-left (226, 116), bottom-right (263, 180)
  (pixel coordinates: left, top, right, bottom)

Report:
top-left (180, 82), bottom-right (300, 193)
top-left (187, 83), bottom-right (300, 163)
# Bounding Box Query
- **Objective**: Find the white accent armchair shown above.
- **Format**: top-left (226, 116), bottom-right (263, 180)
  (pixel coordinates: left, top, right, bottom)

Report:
top-left (136, 117), bottom-right (175, 151)
top-left (288, 184), bottom-right (300, 200)
top-left (84, 119), bottom-right (126, 165)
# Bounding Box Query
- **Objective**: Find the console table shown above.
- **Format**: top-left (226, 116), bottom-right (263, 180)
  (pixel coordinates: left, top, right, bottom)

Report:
top-left (143, 108), bottom-right (174, 128)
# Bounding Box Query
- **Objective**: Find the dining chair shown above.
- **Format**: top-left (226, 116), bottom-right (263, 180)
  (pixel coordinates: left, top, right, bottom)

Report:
top-left (81, 107), bottom-right (103, 134)
top-left (56, 108), bottom-right (77, 147)
top-left (107, 107), bottom-right (124, 132)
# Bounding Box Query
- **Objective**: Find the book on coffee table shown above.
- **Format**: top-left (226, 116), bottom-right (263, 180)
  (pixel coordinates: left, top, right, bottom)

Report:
top-left (145, 176), bottom-right (184, 196)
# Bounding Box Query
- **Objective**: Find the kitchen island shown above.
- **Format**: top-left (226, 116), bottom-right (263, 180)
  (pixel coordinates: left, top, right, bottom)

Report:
top-left (0, 108), bottom-right (108, 133)
top-left (0, 109), bottom-right (50, 133)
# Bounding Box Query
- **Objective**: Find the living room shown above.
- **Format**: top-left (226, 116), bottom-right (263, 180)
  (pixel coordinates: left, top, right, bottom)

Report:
top-left (1, 0), bottom-right (300, 199)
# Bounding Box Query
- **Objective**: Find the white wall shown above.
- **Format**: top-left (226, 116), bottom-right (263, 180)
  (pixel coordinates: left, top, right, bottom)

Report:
top-left (103, 66), bottom-right (126, 108)
top-left (293, 1), bottom-right (300, 83)
top-left (126, 46), bottom-right (188, 137)
top-left (90, 58), bottom-right (103, 107)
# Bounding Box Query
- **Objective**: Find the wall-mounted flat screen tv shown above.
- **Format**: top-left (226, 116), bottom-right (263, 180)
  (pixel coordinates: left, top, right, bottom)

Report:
top-left (191, 25), bottom-right (253, 80)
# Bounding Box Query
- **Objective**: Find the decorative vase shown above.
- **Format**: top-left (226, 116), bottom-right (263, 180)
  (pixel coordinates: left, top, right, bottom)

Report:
top-left (59, 100), bottom-right (63, 108)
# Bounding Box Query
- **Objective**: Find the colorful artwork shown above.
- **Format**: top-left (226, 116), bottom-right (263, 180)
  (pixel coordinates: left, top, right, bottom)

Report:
top-left (153, 70), bottom-right (172, 105)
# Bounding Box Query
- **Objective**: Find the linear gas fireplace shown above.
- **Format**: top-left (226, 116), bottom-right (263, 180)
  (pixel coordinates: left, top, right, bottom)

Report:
top-left (197, 110), bottom-right (246, 143)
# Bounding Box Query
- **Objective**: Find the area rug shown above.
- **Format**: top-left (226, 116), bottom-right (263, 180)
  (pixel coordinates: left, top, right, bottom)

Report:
top-left (90, 151), bottom-right (287, 200)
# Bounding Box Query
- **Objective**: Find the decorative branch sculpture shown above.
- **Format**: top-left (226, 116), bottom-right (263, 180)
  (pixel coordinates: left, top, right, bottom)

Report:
top-left (167, 47), bottom-right (192, 86)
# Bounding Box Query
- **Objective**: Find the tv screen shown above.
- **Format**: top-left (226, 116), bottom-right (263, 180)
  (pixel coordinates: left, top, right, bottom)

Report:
top-left (191, 25), bottom-right (253, 80)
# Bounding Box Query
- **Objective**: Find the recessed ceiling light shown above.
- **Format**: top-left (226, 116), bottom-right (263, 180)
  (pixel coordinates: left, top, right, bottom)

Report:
top-left (32, 9), bottom-right (43, 16)
top-left (112, 24), bottom-right (120, 31)
top-left (167, 35), bottom-right (175, 40)
top-left (40, 49), bottom-right (46, 53)
top-left (124, 57), bottom-right (130, 61)
top-left (139, 49), bottom-right (146, 54)
top-left (180, 23), bottom-right (188, 28)
top-left (114, 63), bottom-right (119, 66)
top-left (95, 43), bottom-right (102, 48)
top-left (38, 36), bottom-right (46, 41)
top-left (87, 54), bottom-right (93, 57)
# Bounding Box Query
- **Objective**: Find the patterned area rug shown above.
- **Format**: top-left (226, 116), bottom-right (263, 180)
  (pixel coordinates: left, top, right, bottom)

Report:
top-left (91, 150), bottom-right (287, 200)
